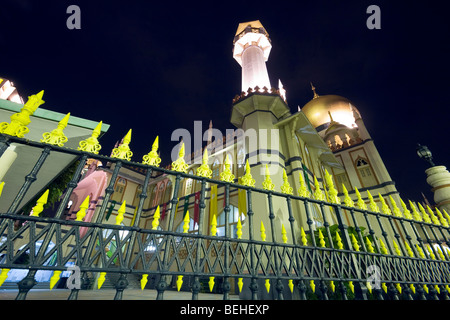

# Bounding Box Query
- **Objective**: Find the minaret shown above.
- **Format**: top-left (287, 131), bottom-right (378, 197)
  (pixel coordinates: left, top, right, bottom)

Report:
top-left (233, 20), bottom-right (272, 92)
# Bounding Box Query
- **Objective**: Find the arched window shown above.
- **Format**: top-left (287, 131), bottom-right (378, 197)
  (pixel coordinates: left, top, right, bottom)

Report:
top-left (237, 148), bottom-right (245, 168)
top-left (216, 205), bottom-right (246, 238)
top-left (356, 157), bottom-right (377, 187)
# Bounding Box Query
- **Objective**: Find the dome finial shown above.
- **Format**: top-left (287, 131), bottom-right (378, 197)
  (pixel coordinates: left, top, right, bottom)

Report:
top-left (310, 82), bottom-right (319, 99)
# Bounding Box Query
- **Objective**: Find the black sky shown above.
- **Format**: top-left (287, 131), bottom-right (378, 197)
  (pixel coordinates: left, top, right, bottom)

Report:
top-left (1, 0), bottom-right (449, 203)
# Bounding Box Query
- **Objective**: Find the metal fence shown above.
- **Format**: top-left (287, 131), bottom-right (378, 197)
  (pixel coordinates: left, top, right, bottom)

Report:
top-left (0, 133), bottom-right (450, 301)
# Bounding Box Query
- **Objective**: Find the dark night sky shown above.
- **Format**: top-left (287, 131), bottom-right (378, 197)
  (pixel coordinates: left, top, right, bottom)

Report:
top-left (1, 0), bottom-right (449, 203)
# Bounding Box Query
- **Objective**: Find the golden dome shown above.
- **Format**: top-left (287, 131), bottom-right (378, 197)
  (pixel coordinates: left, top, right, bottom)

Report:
top-left (301, 93), bottom-right (359, 130)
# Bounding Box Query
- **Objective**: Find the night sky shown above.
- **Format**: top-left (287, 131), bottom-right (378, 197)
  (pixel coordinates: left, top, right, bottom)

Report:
top-left (1, 0), bottom-right (449, 203)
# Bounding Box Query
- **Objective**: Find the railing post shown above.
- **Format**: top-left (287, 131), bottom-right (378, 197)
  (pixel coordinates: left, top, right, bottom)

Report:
top-left (192, 178), bottom-right (207, 300)
top-left (246, 188), bottom-right (258, 300)
top-left (156, 173), bottom-right (182, 300)
top-left (222, 183), bottom-right (231, 300)
top-left (333, 204), bottom-right (368, 300)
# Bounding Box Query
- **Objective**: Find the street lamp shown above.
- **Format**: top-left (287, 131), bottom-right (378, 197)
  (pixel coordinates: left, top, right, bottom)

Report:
top-left (416, 143), bottom-right (435, 167)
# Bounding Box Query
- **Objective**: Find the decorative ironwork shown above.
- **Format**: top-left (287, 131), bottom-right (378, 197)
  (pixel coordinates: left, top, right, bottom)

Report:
top-left (0, 133), bottom-right (449, 301)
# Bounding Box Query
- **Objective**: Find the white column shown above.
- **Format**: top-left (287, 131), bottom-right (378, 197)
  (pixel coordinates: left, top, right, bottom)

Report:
top-left (425, 165), bottom-right (450, 213)
top-left (0, 145), bottom-right (17, 181)
top-left (241, 45), bottom-right (271, 92)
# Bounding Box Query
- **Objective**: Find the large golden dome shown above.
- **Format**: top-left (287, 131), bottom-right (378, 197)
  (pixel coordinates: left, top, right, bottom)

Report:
top-left (301, 89), bottom-right (359, 130)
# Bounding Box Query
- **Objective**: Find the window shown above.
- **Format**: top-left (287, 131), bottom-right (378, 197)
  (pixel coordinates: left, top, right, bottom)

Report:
top-left (212, 158), bottom-right (220, 180)
top-left (216, 205), bottom-right (246, 238)
top-left (111, 178), bottom-right (126, 202)
top-left (356, 157), bottom-right (377, 187)
top-left (184, 170), bottom-right (194, 195)
top-left (335, 173), bottom-right (352, 193)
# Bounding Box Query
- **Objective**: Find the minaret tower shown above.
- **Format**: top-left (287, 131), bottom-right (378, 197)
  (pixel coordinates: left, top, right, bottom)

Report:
top-left (233, 21), bottom-right (272, 92)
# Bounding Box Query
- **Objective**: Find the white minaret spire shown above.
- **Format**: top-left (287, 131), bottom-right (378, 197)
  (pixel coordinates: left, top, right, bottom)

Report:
top-left (233, 20), bottom-right (272, 92)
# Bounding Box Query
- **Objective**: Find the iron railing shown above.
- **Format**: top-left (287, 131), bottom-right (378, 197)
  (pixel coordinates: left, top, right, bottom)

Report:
top-left (0, 133), bottom-right (449, 300)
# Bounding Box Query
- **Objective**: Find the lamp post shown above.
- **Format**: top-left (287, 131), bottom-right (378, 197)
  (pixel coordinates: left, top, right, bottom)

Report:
top-left (416, 143), bottom-right (435, 167)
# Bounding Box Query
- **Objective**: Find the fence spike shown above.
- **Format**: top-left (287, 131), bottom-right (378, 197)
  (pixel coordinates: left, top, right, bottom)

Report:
top-left (443, 209), bottom-right (450, 226)
top-left (426, 205), bottom-right (440, 225)
top-left (281, 168), bottom-right (293, 195)
top-left (354, 187), bottom-right (367, 210)
top-left (298, 172), bottom-right (310, 198)
top-left (41, 113), bottom-right (70, 147)
top-left (435, 207), bottom-right (449, 227)
top-left (335, 231), bottom-right (344, 249)
top-left (313, 176), bottom-right (325, 201)
top-left (396, 283), bottom-right (402, 294)
top-left (435, 285), bottom-right (440, 294)
top-left (426, 244), bottom-right (436, 260)
top-left (342, 184), bottom-right (354, 207)
top-left (262, 165), bottom-right (275, 191)
top-left (75, 195), bottom-right (90, 221)
top-left (417, 203), bottom-right (432, 223)
top-left (379, 238), bottom-right (388, 254)
top-left (152, 205), bottom-right (161, 230)
top-left (260, 221), bottom-right (266, 241)
top-left (382, 283), bottom-right (388, 294)
top-left (318, 229), bottom-right (326, 247)
top-left (351, 234), bottom-right (360, 251)
top-left (404, 241), bottom-right (414, 257)
top-left (0, 90), bottom-right (45, 137)
top-left (0, 269), bottom-right (10, 287)
top-left (365, 237), bottom-right (375, 253)
top-left (0, 181), bottom-right (4, 199)
top-left (97, 272), bottom-right (107, 289)
top-left (348, 281), bottom-right (354, 293)
top-left (330, 280), bottom-right (335, 293)
top-left (392, 240), bottom-right (402, 256)
top-left (220, 154), bottom-right (235, 182)
top-left (197, 149), bottom-right (212, 178)
top-left (50, 270), bottom-right (62, 290)
top-left (211, 213), bottom-right (217, 236)
top-left (399, 198), bottom-right (413, 219)
top-left (446, 285), bottom-right (450, 294)
top-left (287, 280), bottom-right (294, 293)
top-left (366, 281), bottom-right (372, 294)
top-left (415, 244), bottom-right (425, 259)
top-left (423, 284), bottom-right (429, 294)
top-left (115, 200), bottom-right (126, 225)
top-left (300, 227), bottom-right (308, 246)
top-left (265, 279), bottom-right (270, 293)
top-left (409, 200), bottom-right (423, 222)
top-left (236, 217), bottom-right (242, 239)
top-left (209, 277), bottom-right (215, 292)
top-left (437, 247), bottom-right (445, 261)
top-left (389, 196), bottom-right (402, 218)
top-left (310, 280), bottom-right (315, 293)
top-left (324, 169), bottom-right (339, 204)
top-left (378, 194), bottom-right (391, 215)
top-left (111, 129), bottom-right (133, 161)
top-left (281, 224), bottom-right (288, 244)
top-left (410, 284), bottom-right (416, 295)
top-left (367, 190), bottom-right (379, 213)
top-left (239, 160), bottom-right (255, 187)
top-left (183, 210), bottom-right (190, 233)
top-left (238, 278), bottom-right (243, 293)
top-left (30, 189), bottom-right (49, 217)
top-left (171, 143), bottom-right (189, 173)
top-left (78, 121), bottom-right (103, 154)
top-left (141, 274), bottom-right (148, 290)
top-left (176, 275), bottom-right (183, 291)
top-left (142, 136), bottom-right (161, 167)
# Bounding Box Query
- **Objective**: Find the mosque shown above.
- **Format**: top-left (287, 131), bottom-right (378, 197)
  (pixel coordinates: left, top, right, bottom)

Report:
top-left (1, 20), bottom-right (449, 291)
